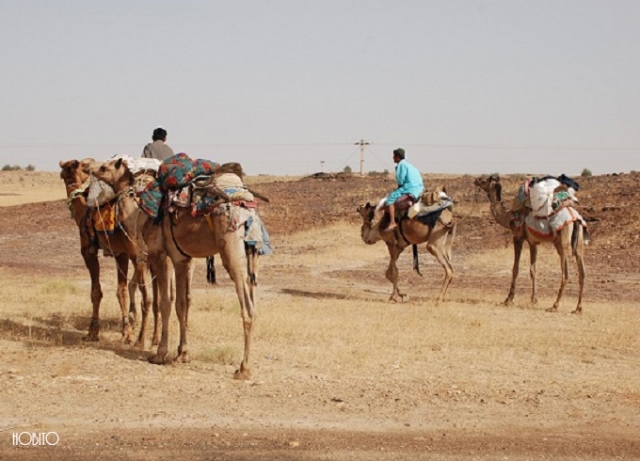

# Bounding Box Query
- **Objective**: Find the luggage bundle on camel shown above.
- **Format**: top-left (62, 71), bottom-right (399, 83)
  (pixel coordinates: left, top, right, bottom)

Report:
top-left (512, 174), bottom-right (585, 239)
top-left (84, 155), bottom-right (160, 240)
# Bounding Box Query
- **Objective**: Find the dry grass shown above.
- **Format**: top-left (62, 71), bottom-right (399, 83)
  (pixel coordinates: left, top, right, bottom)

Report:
top-left (0, 171), bottom-right (66, 206)
top-left (1, 224), bottom-right (638, 402)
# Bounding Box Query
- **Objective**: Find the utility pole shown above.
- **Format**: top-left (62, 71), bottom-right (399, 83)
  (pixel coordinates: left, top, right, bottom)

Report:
top-left (320, 160), bottom-right (325, 172)
top-left (354, 139), bottom-right (370, 176)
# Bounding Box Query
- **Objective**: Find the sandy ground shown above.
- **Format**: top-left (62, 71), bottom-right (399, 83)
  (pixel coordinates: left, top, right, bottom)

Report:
top-left (1, 170), bottom-right (639, 460)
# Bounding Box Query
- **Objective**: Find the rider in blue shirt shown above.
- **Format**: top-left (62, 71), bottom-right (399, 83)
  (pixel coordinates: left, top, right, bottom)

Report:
top-left (385, 148), bottom-right (424, 232)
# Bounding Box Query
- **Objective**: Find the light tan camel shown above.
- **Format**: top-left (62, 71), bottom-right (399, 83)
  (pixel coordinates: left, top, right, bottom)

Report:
top-left (59, 159), bottom-right (158, 345)
top-left (92, 158), bottom-right (260, 380)
top-left (474, 175), bottom-right (588, 313)
top-left (356, 189), bottom-right (456, 303)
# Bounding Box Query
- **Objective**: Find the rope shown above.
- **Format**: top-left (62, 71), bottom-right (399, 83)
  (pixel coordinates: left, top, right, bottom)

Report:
top-left (91, 180), bottom-right (153, 287)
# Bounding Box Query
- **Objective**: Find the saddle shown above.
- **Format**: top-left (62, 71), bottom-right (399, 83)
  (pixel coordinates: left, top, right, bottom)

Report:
top-left (394, 194), bottom-right (417, 212)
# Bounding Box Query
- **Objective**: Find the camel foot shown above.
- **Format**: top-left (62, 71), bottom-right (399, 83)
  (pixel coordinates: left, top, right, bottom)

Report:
top-left (151, 335), bottom-right (161, 347)
top-left (531, 298), bottom-right (538, 306)
top-left (233, 366), bottom-right (251, 381)
top-left (176, 352), bottom-right (191, 363)
top-left (134, 337), bottom-right (145, 349)
top-left (128, 313), bottom-right (137, 330)
top-left (388, 294), bottom-right (407, 303)
top-left (85, 319), bottom-right (100, 340)
top-left (503, 298), bottom-right (514, 307)
top-left (571, 307), bottom-right (582, 315)
top-left (545, 306), bottom-right (558, 313)
top-left (176, 345), bottom-right (190, 363)
top-left (148, 352), bottom-right (169, 365)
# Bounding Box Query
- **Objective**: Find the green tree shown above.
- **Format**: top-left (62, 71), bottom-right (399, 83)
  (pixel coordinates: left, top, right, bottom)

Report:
top-left (343, 165), bottom-right (352, 174)
top-left (581, 168), bottom-right (593, 177)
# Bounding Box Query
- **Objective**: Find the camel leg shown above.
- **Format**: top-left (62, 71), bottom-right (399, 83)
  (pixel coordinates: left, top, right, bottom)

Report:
top-left (504, 237), bottom-right (524, 306)
top-left (150, 268), bottom-right (161, 346)
top-left (80, 245), bottom-right (103, 341)
top-left (148, 253), bottom-right (172, 364)
top-left (219, 238), bottom-right (257, 380)
top-left (134, 263), bottom-right (152, 348)
top-left (445, 223), bottom-right (456, 262)
top-left (174, 260), bottom-right (192, 363)
top-left (547, 227), bottom-right (572, 313)
top-left (248, 247), bottom-right (259, 301)
top-left (114, 254), bottom-right (133, 343)
top-left (184, 259), bottom-right (195, 332)
top-left (127, 277), bottom-right (137, 329)
top-left (572, 226), bottom-right (586, 314)
top-left (529, 242), bottom-right (538, 305)
top-left (426, 228), bottom-right (454, 303)
top-left (385, 243), bottom-right (406, 302)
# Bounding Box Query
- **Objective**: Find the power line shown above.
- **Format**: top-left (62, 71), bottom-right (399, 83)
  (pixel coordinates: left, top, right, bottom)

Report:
top-left (1, 141), bottom-right (639, 151)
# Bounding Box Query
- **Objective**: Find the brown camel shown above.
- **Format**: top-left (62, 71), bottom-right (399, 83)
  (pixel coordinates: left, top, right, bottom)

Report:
top-left (59, 159), bottom-right (157, 345)
top-left (356, 190), bottom-right (456, 303)
top-left (92, 158), bottom-right (260, 380)
top-left (474, 175), bottom-right (588, 313)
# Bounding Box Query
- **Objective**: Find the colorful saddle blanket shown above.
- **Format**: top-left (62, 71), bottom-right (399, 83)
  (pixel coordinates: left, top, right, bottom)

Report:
top-left (139, 153), bottom-right (220, 218)
top-left (85, 202), bottom-right (117, 244)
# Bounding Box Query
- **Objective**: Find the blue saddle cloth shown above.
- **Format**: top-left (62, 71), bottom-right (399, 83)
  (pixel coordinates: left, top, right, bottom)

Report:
top-left (414, 208), bottom-right (444, 228)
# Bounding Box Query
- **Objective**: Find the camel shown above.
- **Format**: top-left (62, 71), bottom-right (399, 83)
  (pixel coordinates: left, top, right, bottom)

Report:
top-left (92, 158), bottom-right (261, 380)
top-left (474, 175), bottom-right (588, 313)
top-left (59, 159), bottom-right (157, 346)
top-left (356, 188), bottom-right (456, 303)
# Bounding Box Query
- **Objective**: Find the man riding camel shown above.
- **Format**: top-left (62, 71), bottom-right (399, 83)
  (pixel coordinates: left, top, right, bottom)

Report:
top-left (384, 148), bottom-right (424, 232)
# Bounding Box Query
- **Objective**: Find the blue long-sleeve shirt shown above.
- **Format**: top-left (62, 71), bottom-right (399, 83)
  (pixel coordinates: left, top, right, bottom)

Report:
top-left (385, 159), bottom-right (424, 205)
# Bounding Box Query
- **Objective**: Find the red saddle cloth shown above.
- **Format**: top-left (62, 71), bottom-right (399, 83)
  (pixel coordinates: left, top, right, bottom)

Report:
top-left (394, 194), bottom-right (416, 212)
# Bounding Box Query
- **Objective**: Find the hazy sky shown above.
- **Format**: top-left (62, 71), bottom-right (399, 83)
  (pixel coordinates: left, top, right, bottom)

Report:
top-left (1, 0), bottom-right (639, 176)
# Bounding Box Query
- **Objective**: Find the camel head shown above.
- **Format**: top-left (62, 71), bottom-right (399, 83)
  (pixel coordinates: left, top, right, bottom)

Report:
top-left (91, 158), bottom-right (134, 193)
top-left (356, 202), bottom-right (383, 245)
top-left (474, 175), bottom-right (502, 202)
top-left (356, 202), bottom-right (376, 224)
top-left (59, 158), bottom-right (94, 189)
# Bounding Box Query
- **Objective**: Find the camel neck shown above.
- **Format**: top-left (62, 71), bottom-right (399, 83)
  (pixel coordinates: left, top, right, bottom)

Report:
top-left (487, 188), bottom-right (512, 230)
top-left (360, 221), bottom-right (382, 245)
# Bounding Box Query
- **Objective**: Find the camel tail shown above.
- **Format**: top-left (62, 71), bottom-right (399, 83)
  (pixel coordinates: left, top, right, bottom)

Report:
top-left (571, 223), bottom-right (589, 255)
top-left (412, 244), bottom-right (422, 276)
top-left (206, 256), bottom-right (216, 285)
top-left (583, 226), bottom-right (591, 246)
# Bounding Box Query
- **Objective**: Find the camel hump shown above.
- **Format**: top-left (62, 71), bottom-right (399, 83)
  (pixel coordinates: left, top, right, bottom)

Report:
top-left (217, 162), bottom-right (245, 178)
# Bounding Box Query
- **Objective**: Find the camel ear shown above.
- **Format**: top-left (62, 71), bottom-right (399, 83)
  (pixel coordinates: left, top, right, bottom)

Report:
top-left (115, 158), bottom-right (123, 169)
top-left (366, 202), bottom-right (371, 207)
top-left (79, 160), bottom-right (94, 174)
top-left (58, 160), bottom-right (64, 168)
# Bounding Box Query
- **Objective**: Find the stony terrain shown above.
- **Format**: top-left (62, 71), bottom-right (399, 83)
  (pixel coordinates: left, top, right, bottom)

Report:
top-left (1, 170), bottom-right (639, 460)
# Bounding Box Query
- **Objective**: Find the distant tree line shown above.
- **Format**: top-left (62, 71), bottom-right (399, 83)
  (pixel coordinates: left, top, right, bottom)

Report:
top-left (2, 164), bottom-right (36, 171)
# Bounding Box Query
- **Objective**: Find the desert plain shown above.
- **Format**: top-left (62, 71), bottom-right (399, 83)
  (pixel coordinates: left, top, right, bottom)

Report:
top-left (0, 168), bottom-right (639, 460)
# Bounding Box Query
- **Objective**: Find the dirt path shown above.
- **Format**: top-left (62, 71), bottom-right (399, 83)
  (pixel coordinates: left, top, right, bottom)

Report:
top-left (2, 172), bottom-right (640, 459)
